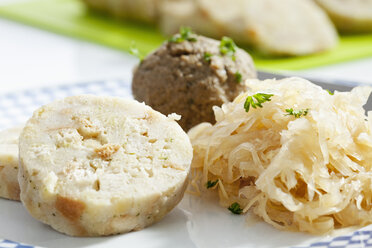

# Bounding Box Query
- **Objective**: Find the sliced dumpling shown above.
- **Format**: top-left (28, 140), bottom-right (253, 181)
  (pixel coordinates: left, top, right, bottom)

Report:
top-left (242, 0), bottom-right (338, 55)
top-left (18, 95), bottom-right (192, 236)
top-left (315, 0), bottom-right (372, 33)
top-left (159, 0), bottom-right (338, 56)
top-left (82, 0), bottom-right (159, 23)
top-left (0, 126), bottom-right (23, 201)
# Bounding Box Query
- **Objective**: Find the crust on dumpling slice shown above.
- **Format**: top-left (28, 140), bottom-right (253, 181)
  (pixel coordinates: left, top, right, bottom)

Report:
top-left (18, 95), bottom-right (193, 236)
top-left (0, 126), bottom-right (23, 201)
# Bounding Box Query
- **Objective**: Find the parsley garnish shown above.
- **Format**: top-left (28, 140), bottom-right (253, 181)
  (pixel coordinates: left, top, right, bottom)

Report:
top-left (244, 93), bottom-right (274, 112)
top-left (234, 71), bottom-right (242, 83)
top-left (206, 179), bottom-right (219, 189)
top-left (228, 202), bottom-right (243, 215)
top-left (285, 108), bottom-right (309, 118)
top-left (168, 27), bottom-right (197, 43)
top-left (326, 89), bottom-right (334, 95)
top-left (204, 52), bottom-right (213, 62)
top-left (219, 36), bottom-right (237, 61)
top-left (129, 41), bottom-right (144, 61)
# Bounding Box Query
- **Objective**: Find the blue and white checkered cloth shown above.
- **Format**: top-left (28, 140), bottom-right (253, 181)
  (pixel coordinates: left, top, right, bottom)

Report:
top-left (0, 239), bottom-right (41, 248)
top-left (0, 79), bottom-right (371, 248)
top-left (0, 79), bottom-right (132, 130)
top-left (294, 229), bottom-right (372, 248)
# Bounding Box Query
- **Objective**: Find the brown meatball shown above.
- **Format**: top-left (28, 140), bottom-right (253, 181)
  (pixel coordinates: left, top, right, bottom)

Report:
top-left (132, 35), bottom-right (256, 130)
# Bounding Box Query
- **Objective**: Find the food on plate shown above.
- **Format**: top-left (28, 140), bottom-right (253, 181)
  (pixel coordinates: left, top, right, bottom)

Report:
top-left (18, 95), bottom-right (193, 236)
top-left (81, 0), bottom-right (338, 56)
top-left (315, 0), bottom-right (372, 33)
top-left (160, 0), bottom-right (338, 56)
top-left (132, 29), bottom-right (256, 131)
top-left (0, 126), bottom-right (23, 201)
top-left (188, 77), bottom-right (372, 234)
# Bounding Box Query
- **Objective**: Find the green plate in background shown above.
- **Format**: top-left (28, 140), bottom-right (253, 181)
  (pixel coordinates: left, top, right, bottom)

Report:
top-left (1, 0), bottom-right (372, 71)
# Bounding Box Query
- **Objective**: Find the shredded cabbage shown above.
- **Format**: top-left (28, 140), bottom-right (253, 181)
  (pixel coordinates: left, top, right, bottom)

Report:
top-left (188, 77), bottom-right (372, 234)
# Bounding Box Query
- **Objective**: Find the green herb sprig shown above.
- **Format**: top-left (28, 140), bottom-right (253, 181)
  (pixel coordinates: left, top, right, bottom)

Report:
top-left (326, 89), bottom-right (334, 95)
top-left (129, 41), bottom-right (144, 61)
top-left (219, 36), bottom-right (237, 61)
top-left (169, 27), bottom-right (197, 43)
top-left (206, 179), bottom-right (219, 189)
top-left (234, 71), bottom-right (242, 83)
top-left (228, 202), bottom-right (243, 215)
top-left (203, 52), bottom-right (213, 62)
top-left (244, 93), bottom-right (274, 112)
top-left (285, 108), bottom-right (309, 118)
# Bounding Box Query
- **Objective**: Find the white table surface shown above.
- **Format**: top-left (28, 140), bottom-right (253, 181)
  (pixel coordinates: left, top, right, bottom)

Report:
top-left (0, 11), bottom-right (372, 93)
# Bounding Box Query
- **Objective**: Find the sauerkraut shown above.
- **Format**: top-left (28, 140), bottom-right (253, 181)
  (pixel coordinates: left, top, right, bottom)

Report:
top-left (188, 77), bottom-right (372, 234)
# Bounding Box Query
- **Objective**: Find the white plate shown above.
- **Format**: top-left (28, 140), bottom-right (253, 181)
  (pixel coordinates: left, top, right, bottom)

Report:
top-left (0, 79), bottom-right (371, 248)
top-left (0, 193), bottom-right (370, 248)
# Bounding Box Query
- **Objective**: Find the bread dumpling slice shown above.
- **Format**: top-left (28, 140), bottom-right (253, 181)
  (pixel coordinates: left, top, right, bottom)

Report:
top-left (159, 0), bottom-right (245, 40)
top-left (0, 126), bottom-right (23, 201)
top-left (242, 0), bottom-right (338, 55)
top-left (315, 0), bottom-right (372, 33)
top-left (18, 95), bottom-right (193, 236)
top-left (159, 0), bottom-right (208, 36)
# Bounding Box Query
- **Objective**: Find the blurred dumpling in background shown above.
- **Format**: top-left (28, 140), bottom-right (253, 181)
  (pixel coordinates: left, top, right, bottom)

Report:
top-left (160, 0), bottom-right (338, 56)
top-left (159, 0), bottom-right (245, 45)
top-left (243, 0), bottom-right (338, 55)
top-left (314, 0), bottom-right (372, 33)
top-left (83, 0), bottom-right (160, 23)
top-left (82, 0), bottom-right (339, 56)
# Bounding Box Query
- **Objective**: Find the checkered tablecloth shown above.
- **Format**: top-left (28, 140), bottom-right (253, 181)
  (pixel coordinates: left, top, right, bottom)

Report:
top-left (0, 239), bottom-right (41, 248)
top-left (0, 79), bottom-right (371, 248)
top-left (0, 79), bottom-right (132, 130)
top-left (294, 228), bottom-right (372, 248)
